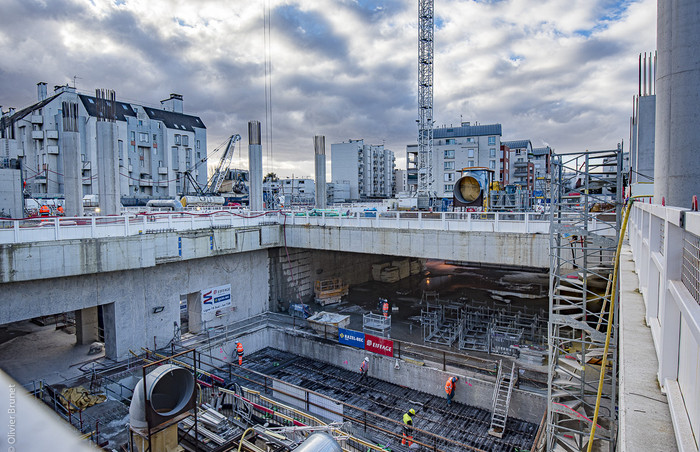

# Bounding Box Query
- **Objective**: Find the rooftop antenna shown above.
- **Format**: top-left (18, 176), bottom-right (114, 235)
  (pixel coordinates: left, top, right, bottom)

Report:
top-left (72, 75), bottom-right (82, 89)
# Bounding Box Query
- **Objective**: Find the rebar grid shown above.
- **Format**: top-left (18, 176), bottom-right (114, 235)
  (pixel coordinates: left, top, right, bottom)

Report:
top-left (547, 148), bottom-right (622, 452)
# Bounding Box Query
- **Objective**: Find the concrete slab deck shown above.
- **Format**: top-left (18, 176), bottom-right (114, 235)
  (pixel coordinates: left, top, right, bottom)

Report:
top-left (619, 244), bottom-right (678, 451)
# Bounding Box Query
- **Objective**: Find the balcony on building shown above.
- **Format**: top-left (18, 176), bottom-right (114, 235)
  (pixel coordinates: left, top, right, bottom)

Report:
top-left (158, 167), bottom-right (168, 175)
top-left (30, 115), bottom-right (43, 124)
top-left (45, 130), bottom-right (58, 140)
top-left (47, 145), bottom-right (59, 155)
top-left (31, 130), bottom-right (43, 140)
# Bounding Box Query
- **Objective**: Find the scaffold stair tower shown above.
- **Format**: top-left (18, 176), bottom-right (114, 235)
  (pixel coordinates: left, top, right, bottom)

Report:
top-left (547, 147), bottom-right (623, 452)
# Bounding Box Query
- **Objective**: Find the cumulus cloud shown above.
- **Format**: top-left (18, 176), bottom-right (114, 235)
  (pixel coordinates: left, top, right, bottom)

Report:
top-left (0, 0), bottom-right (656, 177)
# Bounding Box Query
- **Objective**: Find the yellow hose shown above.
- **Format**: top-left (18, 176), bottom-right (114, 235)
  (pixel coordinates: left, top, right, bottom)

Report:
top-left (586, 196), bottom-right (644, 451)
top-left (238, 427), bottom-right (256, 452)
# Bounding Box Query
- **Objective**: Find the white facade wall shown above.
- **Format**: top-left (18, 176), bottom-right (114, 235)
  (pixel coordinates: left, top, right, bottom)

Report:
top-left (0, 86), bottom-right (207, 203)
top-left (331, 139), bottom-right (394, 200)
top-left (431, 133), bottom-right (500, 198)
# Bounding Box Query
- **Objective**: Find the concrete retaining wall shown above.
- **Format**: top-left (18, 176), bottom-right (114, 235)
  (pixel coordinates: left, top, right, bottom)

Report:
top-left (284, 225), bottom-right (549, 269)
top-left (0, 251), bottom-right (270, 360)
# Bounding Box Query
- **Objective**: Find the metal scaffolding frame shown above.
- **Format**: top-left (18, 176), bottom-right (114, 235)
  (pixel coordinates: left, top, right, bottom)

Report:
top-left (547, 147), bottom-right (623, 452)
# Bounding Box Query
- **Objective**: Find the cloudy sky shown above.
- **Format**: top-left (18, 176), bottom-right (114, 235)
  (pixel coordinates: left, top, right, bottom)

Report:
top-left (0, 0), bottom-right (656, 179)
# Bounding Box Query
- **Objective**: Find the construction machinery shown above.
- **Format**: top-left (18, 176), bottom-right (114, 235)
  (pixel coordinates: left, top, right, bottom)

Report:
top-left (178, 134), bottom-right (241, 207)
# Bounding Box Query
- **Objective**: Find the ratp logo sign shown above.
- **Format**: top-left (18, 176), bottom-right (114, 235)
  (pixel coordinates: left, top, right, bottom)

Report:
top-left (338, 328), bottom-right (365, 349)
top-left (201, 284), bottom-right (232, 314)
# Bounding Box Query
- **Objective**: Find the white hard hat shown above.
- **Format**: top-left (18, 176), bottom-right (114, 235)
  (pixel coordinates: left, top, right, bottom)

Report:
top-left (364, 357), bottom-right (369, 361)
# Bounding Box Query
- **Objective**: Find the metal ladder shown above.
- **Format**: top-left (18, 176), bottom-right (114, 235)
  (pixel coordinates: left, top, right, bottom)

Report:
top-left (488, 360), bottom-right (516, 438)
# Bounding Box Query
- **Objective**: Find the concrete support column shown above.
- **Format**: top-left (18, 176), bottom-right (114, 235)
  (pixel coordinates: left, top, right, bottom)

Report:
top-left (248, 121), bottom-right (263, 211)
top-left (654, 0), bottom-right (700, 208)
top-left (96, 121), bottom-right (120, 215)
top-left (314, 136), bottom-right (327, 209)
top-left (61, 100), bottom-right (83, 217)
top-left (74, 306), bottom-right (99, 345)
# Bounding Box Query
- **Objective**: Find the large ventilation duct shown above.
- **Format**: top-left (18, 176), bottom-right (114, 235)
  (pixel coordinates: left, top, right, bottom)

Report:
top-left (248, 120), bottom-right (263, 211)
top-left (129, 364), bottom-right (196, 430)
top-left (453, 168), bottom-right (492, 208)
top-left (314, 135), bottom-right (327, 209)
top-left (293, 432), bottom-right (342, 452)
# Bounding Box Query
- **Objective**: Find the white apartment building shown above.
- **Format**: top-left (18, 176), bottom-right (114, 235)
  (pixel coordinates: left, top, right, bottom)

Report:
top-left (502, 139), bottom-right (533, 190)
top-left (331, 139), bottom-right (395, 200)
top-left (0, 83), bottom-right (207, 204)
top-left (406, 122), bottom-right (502, 199)
top-left (279, 177), bottom-right (315, 205)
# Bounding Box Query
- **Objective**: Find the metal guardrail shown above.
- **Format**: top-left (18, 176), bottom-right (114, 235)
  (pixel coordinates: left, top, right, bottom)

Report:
top-left (0, 209), bottom-right (555, 244)
top-left (629, 203), bottom-right (700, 451)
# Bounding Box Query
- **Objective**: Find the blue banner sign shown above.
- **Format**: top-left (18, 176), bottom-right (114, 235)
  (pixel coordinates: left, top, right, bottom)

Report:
top-left (338, 328), bottom-right (365, 349)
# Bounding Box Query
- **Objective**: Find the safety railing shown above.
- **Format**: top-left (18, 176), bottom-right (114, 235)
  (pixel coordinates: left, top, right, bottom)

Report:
top-left (628, 203), bottom-right (700, 451)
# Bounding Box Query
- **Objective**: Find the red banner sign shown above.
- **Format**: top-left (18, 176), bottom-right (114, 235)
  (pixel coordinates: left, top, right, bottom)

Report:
top-left (365, 334), bottom-right (393, 357)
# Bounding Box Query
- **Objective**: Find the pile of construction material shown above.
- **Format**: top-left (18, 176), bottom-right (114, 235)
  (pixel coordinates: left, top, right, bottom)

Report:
top-left (372, 259), bottom-right (422, 283)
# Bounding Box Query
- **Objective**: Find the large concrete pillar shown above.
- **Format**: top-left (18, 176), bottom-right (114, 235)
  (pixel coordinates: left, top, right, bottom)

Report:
top-left (248, 120), bottom-right (263, 211)
top-left (314, 135), bottom-right (327, 209)
top-left (654, 0), bottom-right (700, 208)
top-left (61, 101), bottom-right (83, 217)
top-left (95, 89), bottom-right (121, 215)
top-left (75, 307), bottom-right (100, 345)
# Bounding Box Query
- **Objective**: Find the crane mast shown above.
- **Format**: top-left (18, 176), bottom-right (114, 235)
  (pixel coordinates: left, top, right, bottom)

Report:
top-left (417, 0), bottom-right (434, 201)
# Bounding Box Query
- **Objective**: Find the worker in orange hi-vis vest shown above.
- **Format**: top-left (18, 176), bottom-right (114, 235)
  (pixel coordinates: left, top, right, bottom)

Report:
top-left (382, 299), bottom-right (389, 319)
top-left (445, 376), bottom-right (459, 406)
top-left (236, 342), bottom-right (244, 365)
top-left (39, 205), bottom-right (50, 216)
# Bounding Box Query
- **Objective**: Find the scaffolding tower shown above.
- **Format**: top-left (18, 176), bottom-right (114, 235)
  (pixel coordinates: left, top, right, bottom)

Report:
top-left (547, 147), bottom-right (623, 452)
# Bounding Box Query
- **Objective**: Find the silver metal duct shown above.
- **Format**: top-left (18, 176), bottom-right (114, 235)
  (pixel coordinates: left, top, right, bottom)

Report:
top-left (293, 433), bottom-right (342, 452)
top-left (129, 364), bottom-right (195, 429)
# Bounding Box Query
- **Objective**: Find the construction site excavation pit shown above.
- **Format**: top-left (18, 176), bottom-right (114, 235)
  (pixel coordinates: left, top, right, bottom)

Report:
top-left (225, 347), bottom-right (542, 451)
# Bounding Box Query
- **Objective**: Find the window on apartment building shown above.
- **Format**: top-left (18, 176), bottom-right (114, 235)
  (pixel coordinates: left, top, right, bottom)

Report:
top-left (467, 137), bottom-right (475, 143)
top-left (139, 132), bottom-right (148, 143)
top-left (488, 136), bottom-right (496, 145)
top-left (182, 135), bottom-right (189, 146)
top-left (517, 157), bottom-right (524, 163)
top-left (468, 160), bottom-right (475, 167)
top-left (128, 158), bottom-right (132, 168)
top-left (489, 160), bottom-right (496, 170)
top-left (196, 140), bottom-right (200, 149)
top-left (175, 134), bottom-right (181, 145)
top-left (446, 138), bottom-right (456, 145)
top-left (515, 149), bottom-right (521, 155)
top-left (444, 173), bottom-right (455, 182)
top-left (490, 148), bottom-right (496, 158)
top-left (138, 120), bottom-right (143, 127)
top-left (130, 131), bottom-right (135, 141)
top-left (152, 133), bottom-right (157, 142)
top-left (444, 184), bottom-right (454, 192)
top-left (118, 140), bottom-right (123, 159)
top-left (468, 149), bottom-right (474, 158)
top-left (186, 148), bottom-right (192, 161)
top-left (444, 149), bottom-right (454, 159)
top-left (139, 148), bottom-right (144, 166)
top-left (444, 161), bottom-right (455, 170)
